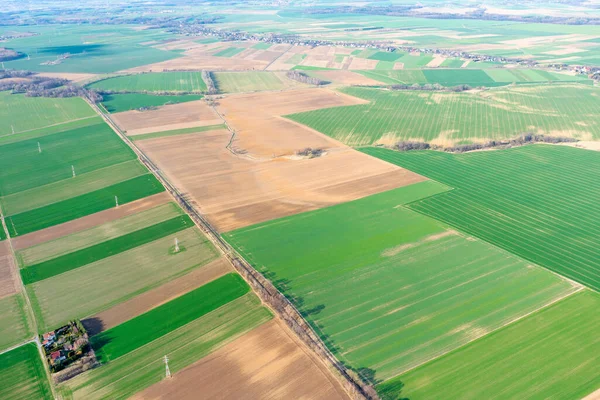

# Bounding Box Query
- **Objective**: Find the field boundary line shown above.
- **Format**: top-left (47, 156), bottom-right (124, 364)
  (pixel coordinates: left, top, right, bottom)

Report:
top-left (0, 115), bottom-right (99, 139)
top-left (0, 338), bottom-right (35, 356)
top-left (382, 285), bottom-right (584, 383)
top-left (86, 95), bottom-right (376, 400)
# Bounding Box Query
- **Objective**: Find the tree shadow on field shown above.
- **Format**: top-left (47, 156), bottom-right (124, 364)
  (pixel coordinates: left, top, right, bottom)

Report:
top-left (81, 317), bottom-right (106, 337)
top-left (39, 44), bottom-right (106, 55)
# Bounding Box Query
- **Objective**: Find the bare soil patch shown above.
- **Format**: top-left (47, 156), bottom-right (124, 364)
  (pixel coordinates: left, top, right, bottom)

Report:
top-left (137, 130), bottom-right (425, 232)
top-left (82, 257), bottom-right (231, 335)
top-left (216, 88), bottom-right (367, 158)
top-left (125, 49), bottom-right (268, 72)
top-left (36, 72), bottom-right (97, 83)
top-left (584, 388), bottom-right (600, 400)
top-left (426, 55), bottom-right (446, 68)
top-left (132, 319), bottom-right (350, 400)
top-left (348, 57), bottom-right (379, 70)
top-left (0, 242), bottom-right (19, 299)
top-left (112, 100), bottom-right (222, 136)
top-left (312, 70), bottom-right (382, 85)
top-left (12, 192), bottom-right (171, 250)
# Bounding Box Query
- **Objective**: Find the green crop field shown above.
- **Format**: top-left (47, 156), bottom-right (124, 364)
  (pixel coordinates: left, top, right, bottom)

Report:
top-left (0, 117), bottom-right (103, 147)
top-left (6, 174), bottom-right (165, 237)
top-left (17, 203), bottom-right (183, 266)
top-left (368, 51), bottom-right (402, 62)
top-left (0, 121), bottom-right (136, 197)
top-left (0, 160), bottom-right (147, 216)
top-left (0, 343), bottom-right (53, 400)
top-left (28, 228), bottom-right (219, 332)
top-left (213, 47), bottom-right (245, 57)
top-left (224, 181), bottom-right (577, 382)
top-left (129, 123), bottom-right (226, 141)
top-left (362, 145), bottom-right (600, 292)
top-left (21, 215), bottom-right (194, 284)
top-left (88, 72), bottom-right (207, 93)
top-left (0, 92), bottom-right (96, 136)
top-left (60, 294), bottom-right (271, 400)
top-left (92, 273), bottom-right (249, 363)
top-left (286, 84), bottom-right (600, 146)
top-left (0, 294), bottom-right (33, 351)
top-left (100, 93), bottom-right (204, 113)
top-left (384, 290), bottom-right (600, 400)
top-left (253, 42), bottom-right (272, 50)
top-left (213, 71), bottom-right (287, 93)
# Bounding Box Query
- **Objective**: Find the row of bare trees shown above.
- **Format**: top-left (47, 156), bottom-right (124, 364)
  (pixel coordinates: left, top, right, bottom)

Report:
top-left (286, 71), bottom-right (328, 86)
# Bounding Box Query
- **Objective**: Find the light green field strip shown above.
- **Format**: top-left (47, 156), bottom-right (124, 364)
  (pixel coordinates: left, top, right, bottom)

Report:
top-left (286, 84), bottom-right (600, 146)
top-left (1, 160), bottom-right (147, 216)
top-left (0, 92), bottom-right (96, 135)
top-left (28, 227), bottom-right (219, 332)
top-left (0, 116), bottom-right (102, 147)
top-left (129, 124), bottom-right (227, 141)
top-left (213, 71), bottom-right (286, 93)
top-left (17, 202), bottom-right (183, 266)
top-left (87, 72), bottom-right (207, 93)
top-left (59, 294), bottom-right (272, 400)
top-left (224, 181), bottom-right (577, 383)
top-left (213, 47), bottom-right (245, 57)
top-left (383, 290), bottom-right (600, 400)
top-left (0, 343), bottom-right (53, 400)
top-left (285, 53), bottom-right (306, 64)
top-left (0, 293), bottom-right (33, 351)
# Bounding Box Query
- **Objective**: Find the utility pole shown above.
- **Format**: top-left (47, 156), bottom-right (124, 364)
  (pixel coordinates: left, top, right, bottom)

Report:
top-left (174, 238), bottom-right (179, 253)
top-left (164, 355), bottom-right (171, 379)
top-left (115, 196), bottom-right (119, 208)
top-left (37, 142), bottom-right (41, 153)
top-left (72, 165), bottom-right (76, 178)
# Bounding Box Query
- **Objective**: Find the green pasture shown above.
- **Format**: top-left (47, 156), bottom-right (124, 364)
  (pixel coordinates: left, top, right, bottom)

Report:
top-left (213, 47), bottom-right (245, 57)
top-left (368, 51), bottom-right (402, 62)
top-left (0, 92), bottom-right (95, 136)
top-left (17, 203), bottom-right (183, 266)
top-left (0, 121), bottom-right (136, 197)
top-left (1, 160), bottom-right (147, 216)
top-left (0, 343), bottom-right (53, 400)
top-left (21, 215), bottom-right (194, 284)
top-left (129, 124), bottom-right (226, 141)
top-left (100, 93), bottom-right (203, 113)
top-left (253, 42), bottom-right (272, 50)
top-left (28, 227), bottom-right (219, 332)
top-left (0, 294), bottom-right (33, 351)
top-left (88, 72), bottom-right (207, 93)
top-left (59, 294), bottom-right (271, 400)
top-left (92, 273), bottom-right (249, 363)
top-left (6, 174), bottom-right (165, 237)
top-left (286, 84), bottom-right (600, 146)
top-left (385, 290), bottom-right (600, 400)
top-left (213, 71), bottom-right (287, 93)
top-left (224, 181), bottom-right (577, 382)
top-left (362, 145), bottom-right (600, 292)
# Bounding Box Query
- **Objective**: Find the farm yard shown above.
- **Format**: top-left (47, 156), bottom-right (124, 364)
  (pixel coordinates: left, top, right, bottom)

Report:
top-left (224, 181), bottom-right (578, 383)
top-left (363, 145), bottom-right (600, 292)
top-left (286, 84), bottom-right (600, 146)
top-left (87, 72), bottom-right (208, 93)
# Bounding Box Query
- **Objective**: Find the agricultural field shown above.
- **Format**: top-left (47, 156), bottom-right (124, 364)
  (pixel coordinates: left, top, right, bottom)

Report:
top-left (212, 71), bottom-right (291, 93)
top-left (362, 145), bottom-right (600, 292)
top-left (385, 290), bottom-right (600, 400)
top-left (0, 343), bottom-right (53, 400)
top-left (286, 84), bottom-right (600, 146)
top-left (213, 47), bottom-right (246, 57)
top-left (100, 93), bottom-right (204, 113)
top-left (0, 92), bottom-right (96, 136)
top-left (0, 294), bottom-right (33, 351)
top-left (224, 180), bottom-right (578, 383)
top-left (60, 294), bottom-right (272, 399)
top-left (27, 227), bottom-right (219, 332)
top-left (129, 123), bottom-right (226, 141)
top-left (87, 72), bottom-right (208, 93)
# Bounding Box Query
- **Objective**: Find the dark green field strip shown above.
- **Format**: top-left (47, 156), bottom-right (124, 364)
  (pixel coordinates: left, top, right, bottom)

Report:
top-left (101, 93), bottom-right (204, 113)
top-left (361, 146), bottom-right (600, 291)
top-left (21, 215), bottom-right (193, 285)
top-left (0, 121), bottom-right (136, 196)
top-left (368, 51), bottom-right (402, 62)
top-left (0, 343), bottom-right (53, 400)
top-left (130, 124), bottom-right (227, 141)
top-left (6, 174), bottom-right (165, 237)
top-left (422, 69), bottom-right (501, 87)
top-left (91, 273), bottom-right (249, 364)
top-left (0, 228), bottom-right (6, 241)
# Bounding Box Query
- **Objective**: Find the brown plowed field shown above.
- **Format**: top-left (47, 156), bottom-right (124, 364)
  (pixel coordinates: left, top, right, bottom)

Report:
top-left (216, 88), bottom-right (368, 158)
top-left (12, 192), bottom-right (171, 250)
top-left (112, 100), bottom-right (222, 136)
top-left (137, 130), bottom-right (426, 232)
top-left (132, 319), bottom-right (351, 400)
top-left (0, 242), bottom-right (19, 299)
top-left (82, 257), bottom-right (232, 335)
top-left (125, 51), bottom-right (269, 73)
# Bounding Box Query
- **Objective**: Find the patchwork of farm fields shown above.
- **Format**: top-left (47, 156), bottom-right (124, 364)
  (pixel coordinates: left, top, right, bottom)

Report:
top-left (0, 294), bottom-right (33, 351)
top-left (362, 145), bottom-right (600, 291)
top-left (0, 343), bottom-right (53, 400)
top-left (0, 92), bottom-right (96, 136)
top-left (224, 180), bottom-right (579, 383)
top-left (213, 71), bottom-right (289, 93)
top-left (87, 72), bottom-right (208, 93)
top-left (100, 93), bottom-right (204, 113)
top-left (286, 84), bottom-right (600, 146)
top-left (386, 290), bottom-right (600, 400)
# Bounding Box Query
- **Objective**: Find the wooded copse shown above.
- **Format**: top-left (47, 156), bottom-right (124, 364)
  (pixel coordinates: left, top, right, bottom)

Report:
top-left (202, 70), bottom-right (218, 94)
top-left (286, 71), bottom-right (328, 86)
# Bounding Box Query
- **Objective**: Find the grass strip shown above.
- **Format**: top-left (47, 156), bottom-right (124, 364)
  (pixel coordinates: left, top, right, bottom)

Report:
top-left (7, 174), bottom-right (165, 237)
top-left (21, 215), bottom-right (193, 285)
top-left (130, 124), bottom-right (226, 141)
top-left (91, 273), bottom-right (250, 363)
